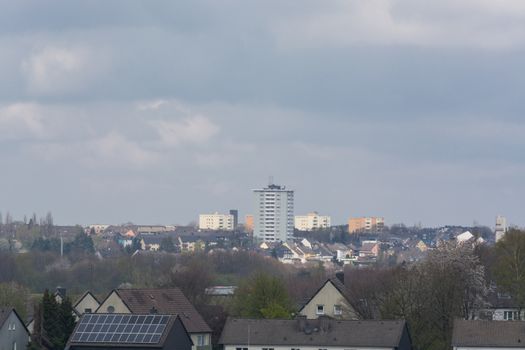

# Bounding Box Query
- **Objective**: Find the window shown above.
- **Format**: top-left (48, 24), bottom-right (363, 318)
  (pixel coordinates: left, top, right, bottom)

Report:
top-left (13, 342), bottom-right (17, 350)
top-left (107, 305), bottom-right (115, 313)
top-left (236, 348), bottom-right (248, 350)
top-left (84, 308), bottom-right (92, 313)
top-left (334, 305), bottom-right (342, 315)
top-left (316, 305), bottom-right (325, 315)
top-left (504, 311), bottom-right (519, 320)
top-left (197, 335), bottom-right (206, 346)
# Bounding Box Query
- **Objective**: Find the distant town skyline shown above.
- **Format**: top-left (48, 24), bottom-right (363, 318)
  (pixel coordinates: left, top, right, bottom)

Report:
top-left (1, 2), bottom-right (524, 227)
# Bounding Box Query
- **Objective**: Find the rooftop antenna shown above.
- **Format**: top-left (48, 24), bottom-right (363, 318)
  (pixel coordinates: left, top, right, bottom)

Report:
top-left (268, 175), bottom-right (274, 186)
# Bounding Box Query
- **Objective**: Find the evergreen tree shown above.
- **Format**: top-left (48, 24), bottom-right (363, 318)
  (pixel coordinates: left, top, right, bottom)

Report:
top-left (59, 298), bottom-right (77, 349)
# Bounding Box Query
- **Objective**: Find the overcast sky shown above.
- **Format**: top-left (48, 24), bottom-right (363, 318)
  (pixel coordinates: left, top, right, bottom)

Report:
top-left (1, 0), bottom-right (524, 227)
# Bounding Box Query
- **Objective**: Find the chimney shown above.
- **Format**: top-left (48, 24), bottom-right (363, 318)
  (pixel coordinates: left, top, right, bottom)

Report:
top-left (335, 271), bottom-right (344, 285)
top-left (318, 315), bottom-right (331, 332)
top-left (296, 315), bottom-right (307, 331)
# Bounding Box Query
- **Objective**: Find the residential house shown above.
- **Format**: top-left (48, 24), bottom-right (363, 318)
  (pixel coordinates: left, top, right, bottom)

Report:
top-left (298, 278), bottom-right (359, 320)
top-left (415, 240), bottom-right (429, 252)
top-left (452, 319), bottom-right (525, 350)
top-left (177, 236), bottom-right (205, 252)
top-left (140, 236), bottom-right (164, 251)
top-left (326, 243), bottom-right (355, 264)
top-left (55, 286), bottom-right (68, 303)
top-left (73, 291), bottom-right (101, 319)
top-left (475, 290), bottom-right (523, 321)
top-left (359, 241), bottom-right (380, 258)
top-left (65, 313), bottom-right (193, 350)
top-left (219, 317), bottom-right (412, 350)
top-left (96, 288), bottom-right (212, 350)
top-left (0, 308), bottom-right (30, 350)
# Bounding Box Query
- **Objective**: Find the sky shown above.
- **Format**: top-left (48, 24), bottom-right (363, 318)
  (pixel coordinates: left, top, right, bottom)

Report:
top-left (1, 0), bottom-right (525, 227)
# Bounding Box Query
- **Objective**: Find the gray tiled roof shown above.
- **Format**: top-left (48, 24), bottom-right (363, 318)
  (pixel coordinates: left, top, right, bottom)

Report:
top-left (452, 319), bottom-right (525, 347)
top-left (219, 318), bottom-right (406, 347)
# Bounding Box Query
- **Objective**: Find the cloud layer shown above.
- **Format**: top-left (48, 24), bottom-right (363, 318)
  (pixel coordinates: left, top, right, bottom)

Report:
top-left (1, 1), bottom-right (524, 227)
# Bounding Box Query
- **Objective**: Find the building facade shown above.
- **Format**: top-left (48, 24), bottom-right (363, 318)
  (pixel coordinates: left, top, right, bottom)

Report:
top-left (495, 215), bottom-right (507, 242)
top-left (348, 217), bottom-right (385, 233)
top-left (253, 183), bottom-right (294, 242)
top-left (244, 215), bottom-right (254, 232)
top-left (295, 212), bottom-right (331, 231)
top-left (0, 308), bottom-right (29, 350)
top-left (198, 212), bottom-right (234, 231)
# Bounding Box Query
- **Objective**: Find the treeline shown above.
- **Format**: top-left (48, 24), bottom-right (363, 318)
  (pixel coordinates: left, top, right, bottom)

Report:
top-left (0, 249), bottom-right (326, 303)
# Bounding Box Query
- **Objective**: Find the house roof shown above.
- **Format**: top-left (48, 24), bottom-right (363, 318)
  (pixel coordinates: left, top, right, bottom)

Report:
top-left (219, 318), bottom-right (407, 347)
top-left (113, 288), bottom-right (211, 334)
top-left (66, 313), bottom-right (191, 349)
top-left (298, 278), bottom-right (351, 313)
top-left (141, 235), bottom-right (165, 245)
top-left (73, 291), bottom-right (101, 309)
top-left (0, 308), bottom-right (30, 334)
top-left (360, 242), bottom-right (378, 252)
top-left (452, 319), bottom-right (525, 347)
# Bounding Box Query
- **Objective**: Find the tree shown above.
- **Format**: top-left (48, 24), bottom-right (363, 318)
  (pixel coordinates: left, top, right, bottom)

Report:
top-left (167, 255), bottom-right (213, 306)
top-left (0, 282), bottom-right (29, 320)
top-left (35, 290), bottom-right (76, 350)
top-left (233, 272), bottom-right (293, 319)
top-left (493, 229), bottom-right (525, 317)
top-left (160, 237), bottom-right (176, 253)
top-left (67, 232), bottom-right (95, 255)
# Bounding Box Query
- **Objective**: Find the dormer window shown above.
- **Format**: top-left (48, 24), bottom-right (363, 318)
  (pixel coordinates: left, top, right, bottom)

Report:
top-left (316, 305), bottom-right (324, 315)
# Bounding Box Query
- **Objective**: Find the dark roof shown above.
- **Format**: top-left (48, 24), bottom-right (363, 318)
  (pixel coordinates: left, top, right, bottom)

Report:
top-left (141, 236), bottom-right (165, 245)
top-left (73, 291), bottom-right (101, 309)
top-left (115, 288), bottom-right (211, 333)
top-left (66, 314), bottom-right (187, 349)
top-left (452, 319), bottom-right (525, 347)
top-left (0, 308), bottom-right (30, 334)
top-left (219, 318), bottom-right (407, 347)
top-left (485, 290), bottom-right (519, 309)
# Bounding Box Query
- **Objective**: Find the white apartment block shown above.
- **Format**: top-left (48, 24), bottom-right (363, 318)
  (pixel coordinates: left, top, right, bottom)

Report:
top-left (253, 183), bottom-right (294, 242)
top-left (295, 212), bottom-right (331, 231)
top-left (199, 212), bottom-right (234, 231)
top-left (495, 215), bottom-right (507, 242)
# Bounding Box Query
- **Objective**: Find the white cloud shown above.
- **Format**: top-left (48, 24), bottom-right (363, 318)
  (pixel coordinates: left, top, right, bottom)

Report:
top-left (21, 45), bottom-right (109, 95)
top-left (151, 116), bottom-right (220, 147)
top-left (0, 103), bottom-right (48, 140)
top-left (274, 0), bottom-right (525, 50)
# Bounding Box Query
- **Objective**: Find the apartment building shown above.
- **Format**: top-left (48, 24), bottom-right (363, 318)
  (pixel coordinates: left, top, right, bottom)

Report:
top-left (495, 215), bottom-right (507, 242)
top-left (295, 211), bottom-right (331, 231)
top-left (253, 183), bottom-right (294, 242)
top-left (348, 216), bottom-right (385, 233)
top-left (198, 212), bottom-right (234, 231)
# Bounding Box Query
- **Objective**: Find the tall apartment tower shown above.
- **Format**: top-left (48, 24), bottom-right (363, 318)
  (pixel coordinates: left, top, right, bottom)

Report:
top-left (253, 183), bottom-right (294, 242)
top-left (495, 215), bottom-right (507, 242)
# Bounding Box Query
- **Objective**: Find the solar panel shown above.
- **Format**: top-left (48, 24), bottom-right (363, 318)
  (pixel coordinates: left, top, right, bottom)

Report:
top-left (70, 314), bottom-right (170, 344)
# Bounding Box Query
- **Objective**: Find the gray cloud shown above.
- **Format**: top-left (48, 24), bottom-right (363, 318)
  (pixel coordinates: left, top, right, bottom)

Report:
top-left (0, 1), bottom-right (524, 227)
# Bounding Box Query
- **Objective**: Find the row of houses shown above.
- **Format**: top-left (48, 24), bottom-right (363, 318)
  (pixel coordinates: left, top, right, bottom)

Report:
top-left (3, 274), bottom-right (525, 350)
top-left (260, 239), bottom-right (382, 266)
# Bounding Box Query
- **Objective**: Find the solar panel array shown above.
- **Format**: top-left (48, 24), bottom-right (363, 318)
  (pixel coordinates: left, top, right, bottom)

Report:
top-left (70, 314), bottom-right (170, 344)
